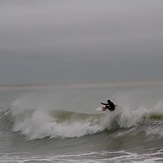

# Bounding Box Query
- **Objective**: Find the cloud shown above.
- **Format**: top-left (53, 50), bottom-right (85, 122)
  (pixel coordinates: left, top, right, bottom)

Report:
top-left (0, 0), bottom-right (163, 85)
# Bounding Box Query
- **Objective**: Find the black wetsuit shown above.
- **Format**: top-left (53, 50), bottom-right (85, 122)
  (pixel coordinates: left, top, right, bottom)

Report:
top-left (101, 100), bottom-right (115, 111)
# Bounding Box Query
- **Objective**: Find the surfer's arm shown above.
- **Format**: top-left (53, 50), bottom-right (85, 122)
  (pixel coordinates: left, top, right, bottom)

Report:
top-left (101, 102), bottom-right (108, 105)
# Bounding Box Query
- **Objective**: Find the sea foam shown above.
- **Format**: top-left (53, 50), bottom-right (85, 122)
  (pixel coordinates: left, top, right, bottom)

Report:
top-left (10, 96), bottom-right (163, 140)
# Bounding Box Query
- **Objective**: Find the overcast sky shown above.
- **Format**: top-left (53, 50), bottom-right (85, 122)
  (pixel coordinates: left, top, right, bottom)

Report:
top-left (0, 0), bottom-right (163, 85)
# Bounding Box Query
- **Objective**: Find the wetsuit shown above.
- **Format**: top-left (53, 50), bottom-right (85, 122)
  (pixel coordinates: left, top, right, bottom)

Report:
top-left (101, 100), bottom-right (115, 111)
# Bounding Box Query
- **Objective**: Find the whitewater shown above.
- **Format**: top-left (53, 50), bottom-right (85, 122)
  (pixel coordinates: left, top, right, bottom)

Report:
top-left (0, 82), bottom-right (163, 162)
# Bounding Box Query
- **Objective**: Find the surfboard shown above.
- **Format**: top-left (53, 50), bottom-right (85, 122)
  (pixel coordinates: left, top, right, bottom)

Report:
top-left (95, 106), bottom-right (105, 112)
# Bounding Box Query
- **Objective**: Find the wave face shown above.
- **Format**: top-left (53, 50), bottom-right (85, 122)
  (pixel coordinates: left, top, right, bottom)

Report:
top-left (7, 98), bottom-right (163, 140)
top-left (11, 109), bottom-right (104, 140)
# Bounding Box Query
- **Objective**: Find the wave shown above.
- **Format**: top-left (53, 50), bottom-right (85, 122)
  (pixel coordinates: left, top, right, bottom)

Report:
top-left (1, 100), bottom-right (163, 140)
top-left (11, 109), bottom-right (105, 140)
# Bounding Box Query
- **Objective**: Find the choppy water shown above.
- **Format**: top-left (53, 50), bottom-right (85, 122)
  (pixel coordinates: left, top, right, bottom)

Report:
top-left (0, 82), bottom-right (163, 163)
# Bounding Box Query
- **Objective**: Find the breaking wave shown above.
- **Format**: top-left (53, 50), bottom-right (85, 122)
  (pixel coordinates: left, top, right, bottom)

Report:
top-left (1, 98), bottom-right (163, 140)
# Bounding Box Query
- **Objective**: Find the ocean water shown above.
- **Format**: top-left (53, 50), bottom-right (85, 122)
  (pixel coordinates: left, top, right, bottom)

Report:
top-left (0, 82), bottom-right (163, 163)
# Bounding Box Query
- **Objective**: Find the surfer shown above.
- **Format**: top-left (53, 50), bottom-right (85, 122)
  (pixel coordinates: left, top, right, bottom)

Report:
top-left (101, 100), bottom-right (116, 111)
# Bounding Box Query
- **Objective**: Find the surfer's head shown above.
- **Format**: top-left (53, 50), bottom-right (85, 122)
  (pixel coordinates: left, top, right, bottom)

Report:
top-left (107, 100), bottom-right (111, 103)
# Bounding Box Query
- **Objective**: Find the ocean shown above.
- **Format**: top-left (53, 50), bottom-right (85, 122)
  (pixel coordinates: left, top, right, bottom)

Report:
top-left (0, 82), bottom-right (163, 163)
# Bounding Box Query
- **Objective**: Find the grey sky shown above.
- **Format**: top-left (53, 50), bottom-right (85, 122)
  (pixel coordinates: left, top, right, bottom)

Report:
top-left (0, 0), bottom-right (163, 85)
